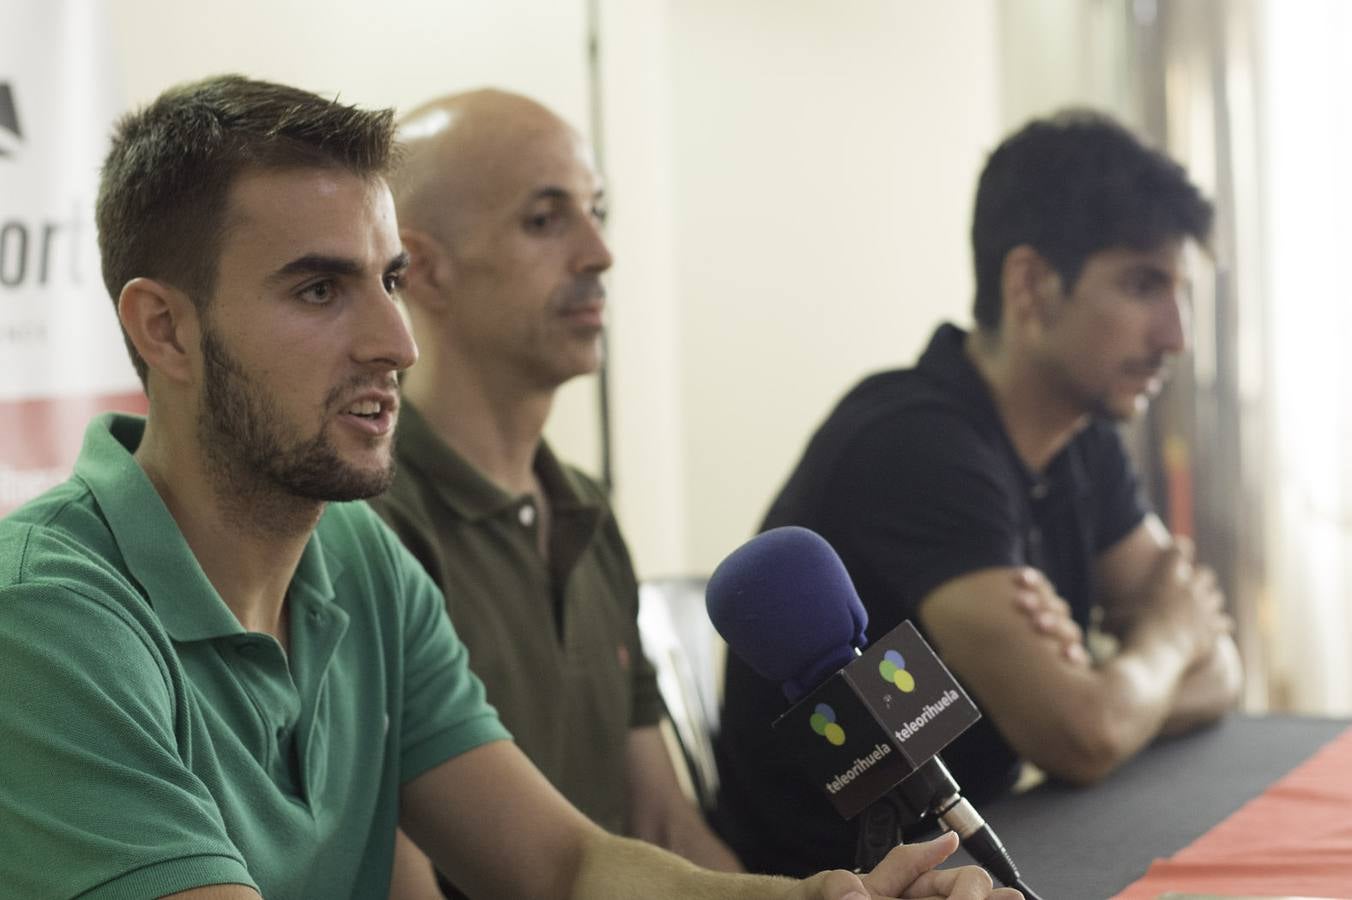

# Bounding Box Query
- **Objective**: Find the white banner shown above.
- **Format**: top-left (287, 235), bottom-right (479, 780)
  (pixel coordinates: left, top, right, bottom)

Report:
top-left (1, 0), bottom-right (143, 513)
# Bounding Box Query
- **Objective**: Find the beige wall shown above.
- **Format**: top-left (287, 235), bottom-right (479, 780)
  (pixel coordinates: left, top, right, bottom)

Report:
top-left (996, 0), bottom-right (1135, 130)
top-left (602, 0), bottom-right (1002, 575)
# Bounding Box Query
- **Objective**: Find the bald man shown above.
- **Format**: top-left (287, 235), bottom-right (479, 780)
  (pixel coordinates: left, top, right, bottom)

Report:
top-left (370, 90), bottom-right (742, 894)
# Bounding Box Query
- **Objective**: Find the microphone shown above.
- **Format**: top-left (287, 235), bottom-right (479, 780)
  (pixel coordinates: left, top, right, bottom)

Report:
top-left (707, 526), bottom-right (1041, 897)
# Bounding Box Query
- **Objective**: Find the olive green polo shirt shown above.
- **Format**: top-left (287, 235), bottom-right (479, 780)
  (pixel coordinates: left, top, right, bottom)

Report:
top-left (370, 402), bottom-right (663, 835)
top-left (0, 413), bottom-right (509, 900)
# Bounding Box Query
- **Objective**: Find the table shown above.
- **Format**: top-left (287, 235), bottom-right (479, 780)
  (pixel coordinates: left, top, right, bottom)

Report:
top-left (948, 714), bottom-right (1350, 899)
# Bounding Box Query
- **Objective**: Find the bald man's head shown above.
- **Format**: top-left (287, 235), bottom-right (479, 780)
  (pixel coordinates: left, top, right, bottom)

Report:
top-left (393, 89), bottom-right (584, 242)
top-left (392, 89), bottom-right (612, 391)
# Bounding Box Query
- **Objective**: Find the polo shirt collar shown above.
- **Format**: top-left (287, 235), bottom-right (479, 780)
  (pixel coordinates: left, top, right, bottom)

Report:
top-left (534, 440), bottom-right (599, 518)
top-left (76, 413), bottom-right (342, 643)
top-left (915, 322), bottom-right (998, 417)
top-left (916, 322), bottom-right (1091, 499)
top-left (397, 400), bottom-right (602, 524)
top-left (291, 512), bottom-right (342, 611)
top-left (397, 402), bottom-right (507, 521)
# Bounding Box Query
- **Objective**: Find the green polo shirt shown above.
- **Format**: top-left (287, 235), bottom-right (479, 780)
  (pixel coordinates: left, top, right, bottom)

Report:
top-left (370, 402), bottom-right (663, 835)
top-left (0, 413), bottom-right (509, 900)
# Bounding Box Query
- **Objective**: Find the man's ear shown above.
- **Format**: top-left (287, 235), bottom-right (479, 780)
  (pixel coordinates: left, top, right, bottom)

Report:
top-left (1000, 245), bottom-right (1063, 332)
top-left (399, 228), bottom-right (452, 312)
top-left (117, 278), bottom-right (199, 385)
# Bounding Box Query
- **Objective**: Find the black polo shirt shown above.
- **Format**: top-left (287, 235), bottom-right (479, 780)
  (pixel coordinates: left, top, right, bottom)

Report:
top-left (714, 323), bottom-right (1147, 877)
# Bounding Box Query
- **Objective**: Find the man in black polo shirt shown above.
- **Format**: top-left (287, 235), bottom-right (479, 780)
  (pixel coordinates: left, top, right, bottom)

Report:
top-left (715, 110), bottom-right (1244, 877)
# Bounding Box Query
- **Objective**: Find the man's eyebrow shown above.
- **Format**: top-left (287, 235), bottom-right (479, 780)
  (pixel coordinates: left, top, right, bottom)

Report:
top-left (1121, 259), bottom-right (1169, 277)
top-left (265, 251), bottom-right (409, 285)
top-left (265, 254), bottom-right (364, 285)
top-left (526, 184), bottom-right (605, 202)
top-left (528, 186), bottom-right (570, 204)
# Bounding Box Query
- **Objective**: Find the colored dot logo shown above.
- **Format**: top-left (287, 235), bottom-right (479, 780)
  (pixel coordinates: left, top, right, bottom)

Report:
top-left (809, 703), bottom-right (846, 746)
top-left (878, 650), bottom-right (916, 692)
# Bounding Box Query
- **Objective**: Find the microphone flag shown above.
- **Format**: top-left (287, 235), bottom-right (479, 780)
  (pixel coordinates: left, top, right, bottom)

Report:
top-left (773, 620), bottom-right (979, 820)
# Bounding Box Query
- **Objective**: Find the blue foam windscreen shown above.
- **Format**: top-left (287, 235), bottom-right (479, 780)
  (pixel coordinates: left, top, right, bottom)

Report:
top-left (706, 526), bottom-right (869, 703)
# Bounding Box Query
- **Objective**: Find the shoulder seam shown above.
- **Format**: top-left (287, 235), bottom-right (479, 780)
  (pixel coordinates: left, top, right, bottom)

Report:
top-left (4, 553), bottom-right (179, 712)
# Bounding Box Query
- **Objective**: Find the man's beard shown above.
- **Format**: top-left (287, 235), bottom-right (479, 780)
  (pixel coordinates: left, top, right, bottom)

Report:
top-left (198, 326), bottom-right (395, 505)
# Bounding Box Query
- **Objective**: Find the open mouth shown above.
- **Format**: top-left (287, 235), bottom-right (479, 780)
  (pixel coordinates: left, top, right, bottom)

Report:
top-left (331, 382), bottom-right (398, 436)
top-left (560, 304), bottom-right (605, 327)
top-left (346, 399), bottom-right (384, 420)
top-left (1122, 362), bottom-right (1167, 390)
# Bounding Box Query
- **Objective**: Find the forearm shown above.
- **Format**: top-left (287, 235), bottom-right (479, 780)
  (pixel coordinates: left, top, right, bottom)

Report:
top-left (1050, 534), bottom-right (1235, 779)
top-left (1075, 627), bottom-right (1197, 776)
top-left (1053, 630), bottom-right (1238, 781)
top-left (924, 568), bottom-right (1184, 785)
top-left (1162, 634), bottom-right (1242, 735)
top-left (1015, 612), bottom-right (1201, 784)
top-left (624, 724), bottom-right (744, 872)
top-left (400, 743), bottom-right (979, 900)
top-left (631, 800), bottom-right (744, 873)
top-left (388, 828), bottom-right (444, 900)
top-left (573, 831), bottom-right (1007, 900)
top-left (571, 831), bottom-right (793, 900)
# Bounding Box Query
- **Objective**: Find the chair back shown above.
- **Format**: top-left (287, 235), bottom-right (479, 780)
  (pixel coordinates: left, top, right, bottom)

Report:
top-left (637, 575), bottom-right (725, 811)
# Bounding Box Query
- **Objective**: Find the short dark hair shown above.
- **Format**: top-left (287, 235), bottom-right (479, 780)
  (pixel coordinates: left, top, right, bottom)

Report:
top-left (96, 74), bottom-right (397, 385)
top-left (970, 109), bottom-right (1214, 331)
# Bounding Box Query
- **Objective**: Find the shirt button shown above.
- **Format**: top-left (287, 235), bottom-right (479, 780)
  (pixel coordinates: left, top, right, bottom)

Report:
top-left (1030, 481), bottom-right (1049, 500)
top-left (236, 641), bottom-right (259, 657)
top-left (518, 503), bottom-right (536, 527)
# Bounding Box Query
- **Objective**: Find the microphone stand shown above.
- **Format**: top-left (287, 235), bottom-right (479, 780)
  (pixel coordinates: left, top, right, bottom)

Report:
top-left (854, 791), bottom-right (907, 872)
top-left (854, 759), bottom-right (1046, 900)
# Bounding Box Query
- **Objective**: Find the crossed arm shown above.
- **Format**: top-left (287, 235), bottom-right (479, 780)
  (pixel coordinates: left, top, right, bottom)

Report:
top-left (922, 515), bottom-right (1242, 786)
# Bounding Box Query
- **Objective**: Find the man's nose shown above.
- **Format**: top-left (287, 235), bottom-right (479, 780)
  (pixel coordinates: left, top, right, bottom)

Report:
top-left (354, 285), bottom-right (419, 372)
top-left (1154, 288), bottom-right (1188, 355)
top-left (574, 214), bottom-right (613, 275)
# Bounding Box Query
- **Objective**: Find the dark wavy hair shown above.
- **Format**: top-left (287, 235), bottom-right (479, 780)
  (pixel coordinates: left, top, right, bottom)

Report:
top-left (971, 109), bottom-right (1214, 331)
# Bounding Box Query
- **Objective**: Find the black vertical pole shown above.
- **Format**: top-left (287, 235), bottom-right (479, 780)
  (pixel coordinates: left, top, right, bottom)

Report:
top-left (584, 0), bottom-right (615, 495)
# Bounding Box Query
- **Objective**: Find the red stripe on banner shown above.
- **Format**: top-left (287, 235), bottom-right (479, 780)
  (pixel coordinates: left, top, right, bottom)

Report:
top-left (1113, 724), bottom-right (1352, 898)
top-left (0, 391), bottom-right (148, 515)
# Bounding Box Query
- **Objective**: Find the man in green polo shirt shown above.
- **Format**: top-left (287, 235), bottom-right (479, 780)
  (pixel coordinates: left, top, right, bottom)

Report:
top-left (369, 89), bottom-right (742, 894)
top-left (0, 75), bottom-right (1015, 900)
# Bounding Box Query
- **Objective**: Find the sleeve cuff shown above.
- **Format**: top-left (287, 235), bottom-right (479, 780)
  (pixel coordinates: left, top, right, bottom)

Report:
top-left (80, 854), bottom-right (256, 900)
top-left (401, 716), bottom-right (513, 784)
top-left (631, 677), bottom-right (668, 728)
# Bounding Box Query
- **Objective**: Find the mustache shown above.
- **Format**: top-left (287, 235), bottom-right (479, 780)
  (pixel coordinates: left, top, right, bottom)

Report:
top-left (1124, 356), bottom-right (1169, 378)
top-left (323, 373), bottom-right (400, 412)
top-left (553, 275), bottom-right (606, 311)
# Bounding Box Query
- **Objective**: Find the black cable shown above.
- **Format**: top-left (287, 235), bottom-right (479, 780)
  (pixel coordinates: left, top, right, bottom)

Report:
top-left (888, 761), bottom-right (1048, 898)
top-left (858, 760), bottom-right (1049, 898)
top-left (961, 822), bottom-right (1048, 898)
top-left (1011, 877), bottom-right (1047, 900)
